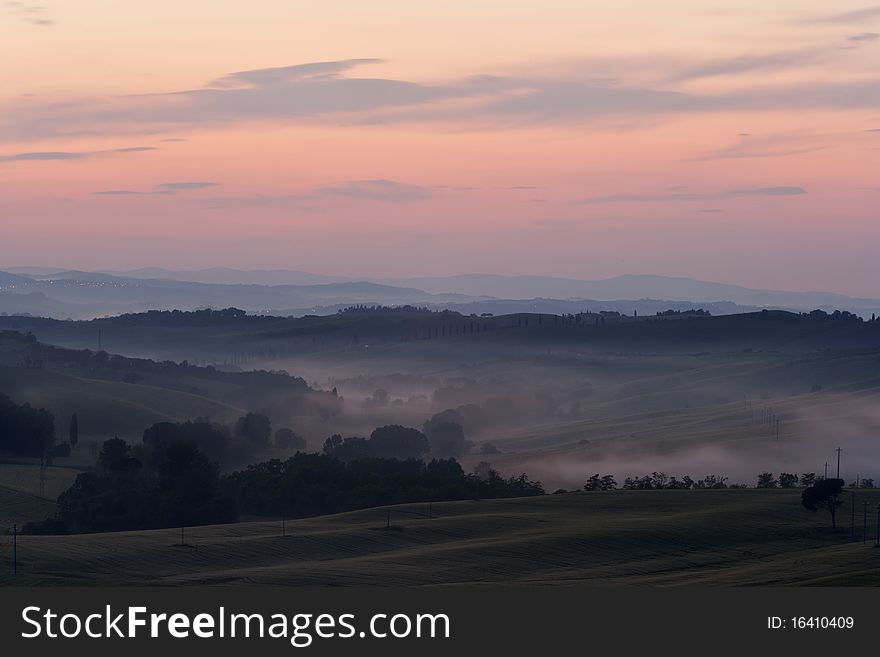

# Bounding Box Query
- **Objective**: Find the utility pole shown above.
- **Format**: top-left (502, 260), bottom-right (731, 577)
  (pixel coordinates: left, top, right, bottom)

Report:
top-left (851, 492), bottom-right (856, 538)
top-left (12, 524), bottom-right (17, 576)
top-left (386, 509), bottom-right (391, 529)
top-left (863, 501), bottom-right (869, 545)
top-left (836, 447), bottom-right (842, 480)
top-left (180, 526), bottom-right (185, 546)
top-left (824, 462), bottom-right (829, 479)
top-left (39, 453), bottom-right (46, 499)
top-left (876, 505), bottom-right (880, 548)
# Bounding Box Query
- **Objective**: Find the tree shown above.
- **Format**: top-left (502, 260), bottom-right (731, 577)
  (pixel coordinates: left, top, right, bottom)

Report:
top-left (778, 472), bottom-right (798, 488)
top-left (692, 475), bottom-right (727, 489)
top-left (0, 394), bottom-right (55, 458)
top-left (427, 421), bottom-right (471, 458)
top-left (584, 474), bottom-right (617, 491)
top-left (97, 437), bottom-right (142, 475)
top-left (322, 434), bottom-right (372, 462)
top-left (234, 412), bottom-right (272, 448)
top-left (143, 420), bottom-right (233, 466)
top-left (800, 472), bottom-right (816, 488)
top-left (69, 413), bottom-right (79, 448)
top-left (274, 428), bottom-right (306, 450)
top-left (801, 478), bottom-right (844, 528)
top-left (757, 472), bottom-right (777, 488)
top-left (369, 425), bottom-right (430, 460)
top-left (423, 409), bottom-right (465, 437)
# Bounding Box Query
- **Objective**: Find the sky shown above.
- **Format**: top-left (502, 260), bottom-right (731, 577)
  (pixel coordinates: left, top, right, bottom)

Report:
top-left (0, 1), bottom-right (878, 295)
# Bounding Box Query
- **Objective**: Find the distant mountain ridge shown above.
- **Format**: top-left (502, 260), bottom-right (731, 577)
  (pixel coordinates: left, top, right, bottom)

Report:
top-left (1, 267), bottom-right (878, 320)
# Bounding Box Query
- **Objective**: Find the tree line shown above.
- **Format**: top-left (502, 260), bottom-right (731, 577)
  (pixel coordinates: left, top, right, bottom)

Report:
top-left (24, 420), bottom-right (543, 534)
top-left (578, 471), bottom-right (874, 491)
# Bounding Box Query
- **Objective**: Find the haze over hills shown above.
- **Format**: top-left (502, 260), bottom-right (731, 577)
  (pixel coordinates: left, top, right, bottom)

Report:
top-left (1, 267), bottom-right (879, 320)
top-left (377, 274), bottom-right (880, 311)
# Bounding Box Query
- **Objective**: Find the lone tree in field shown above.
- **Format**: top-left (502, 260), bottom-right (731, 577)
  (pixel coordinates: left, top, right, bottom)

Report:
top-left (801, 478), bottom-right (845, 528)
top-left (69, 413), bottom-right (79, 449)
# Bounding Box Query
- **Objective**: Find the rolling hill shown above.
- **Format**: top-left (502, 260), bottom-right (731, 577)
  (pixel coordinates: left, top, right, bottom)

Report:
top-left (2, 490), bottom-right (877, 586)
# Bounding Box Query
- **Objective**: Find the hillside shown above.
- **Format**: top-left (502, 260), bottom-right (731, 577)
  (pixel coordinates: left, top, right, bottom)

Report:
top-left (2, 490), bottom-right (877, 586)
top-left (2, 309), bottom-right (880, 489)
top-left (0, 328), bottom-right (340, 452)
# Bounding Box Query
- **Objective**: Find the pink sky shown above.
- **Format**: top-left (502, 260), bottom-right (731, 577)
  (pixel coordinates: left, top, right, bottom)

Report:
top-left (0, 1), bottom-right (878, 295)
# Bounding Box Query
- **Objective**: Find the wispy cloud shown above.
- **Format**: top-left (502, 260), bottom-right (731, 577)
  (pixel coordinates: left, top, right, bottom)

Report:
top-left (316, 179), bottom-right (430, 201)
top-left (200, 179), bottom-right (429, 210)
top-left (848, 32), bottom-right (880, 42)
top-left (0, 151), bottom-right (86, 162)
top-left (582, 186), bottom-right (807, 204)
top-left (691, 132), bottom-right (826, 161)
top-left (156, 182), bottom-right (216, 193)
top-left (0, 146), bottom-right (157, 164)
top-left (207, 59), bottom-right (384, 88)
top-left (3, 57), bottom-right (880, 142)
top-left (731, 186), bottom-right (807, 196)
top-left (583, 192), bottom-right (706, 204)
top-left (808, 5), bottom-right (880, 23)
top-left (670, 50), bottom-right (823, 82)
top-left (203, 194), bottom-right (315, 211)
top-left (3, 1), bottom-right (54, 26)
top-left (93, 181), bottom-right (217, 196)
top-left (95, 179), bottom-right (428, 204)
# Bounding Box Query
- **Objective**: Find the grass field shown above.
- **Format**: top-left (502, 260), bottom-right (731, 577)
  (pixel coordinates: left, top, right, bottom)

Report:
top-left (0, 464), bottom-right (80, 500)
top-left (0, 366), bottom-right (243, 451)
top-left (2, 489), bottom-right (878, 587)
top-left (0, 486), bottom-right (56, 530)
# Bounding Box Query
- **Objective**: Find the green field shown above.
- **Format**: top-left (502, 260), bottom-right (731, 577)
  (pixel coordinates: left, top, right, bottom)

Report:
top-left (2, 490), bottom-right (878, 586)
top-left (0, 486), bottom-right (56, 530)
top-left (0, 464), bottom-right (80, 500)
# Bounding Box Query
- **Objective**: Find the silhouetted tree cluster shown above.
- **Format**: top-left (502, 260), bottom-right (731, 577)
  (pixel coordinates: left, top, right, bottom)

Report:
top-left (583, 474), bottom-right (617, 491)
top-left (656, 309), bottom-right (711, 316)
top-left (0, 393), bottom-right (55, 458)
top-left (338, 304), bottom-right (434, 315)
top-left (28, 436), bottom-right (236, 534)
top-left (234, 412), bottom-right (272, 448)
top-left (274, 428), bottom-right (306, 450)
top-left (610, 473), bottom-right (733, 490)
top-left (805, 309), bottom-right (862, 322)
top-left (322, 425), bottom-right (431, 461)
top-left (143, 413), bottom-right (298, 468)
top-left (229, 453), bottom-right (543, 518)
top-left (423, 410), bottom-right (473, 458)
top-left (144, 419), bottom-right (234, 466)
